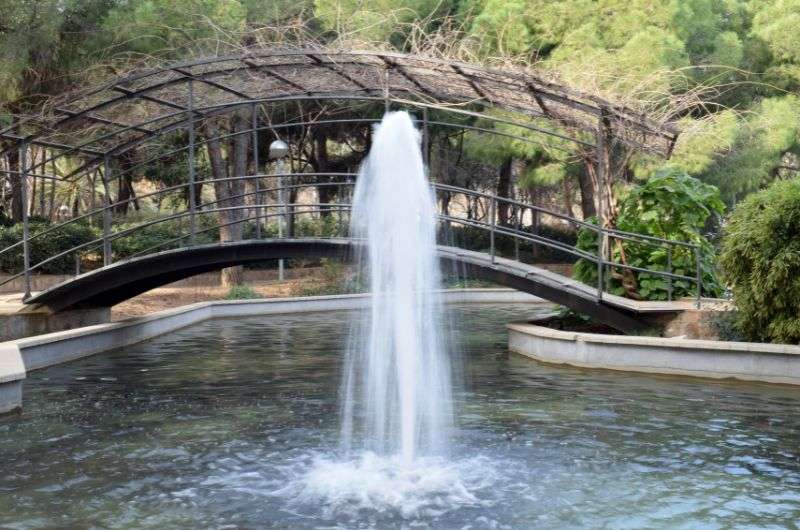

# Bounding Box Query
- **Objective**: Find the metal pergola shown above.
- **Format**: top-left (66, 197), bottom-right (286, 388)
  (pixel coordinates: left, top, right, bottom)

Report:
top-left (0, 47), bottom-right (682, 303)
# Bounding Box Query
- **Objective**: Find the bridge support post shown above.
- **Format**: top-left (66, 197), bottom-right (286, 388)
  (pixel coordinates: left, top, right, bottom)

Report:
top-left (187, 79), bottom-right (197, 245)
top-left (20, 143), bottom-right (31, 301)
top-left (101, 156), bottom-right (112, 266)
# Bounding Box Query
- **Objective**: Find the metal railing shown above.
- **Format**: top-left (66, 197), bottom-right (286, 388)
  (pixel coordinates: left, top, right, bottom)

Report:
top-left (0, 173), bottom-right (703, 308)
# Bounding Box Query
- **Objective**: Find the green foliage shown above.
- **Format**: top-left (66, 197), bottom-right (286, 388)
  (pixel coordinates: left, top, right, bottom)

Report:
top-left (446, 223), bottom-right (577, 263)
top-left (574, 169), bottom-right (725, 300)
top-left (295, 258), bottom-right (362, 296)
top-left (699, 96), bottom-right (800, 204)
top-left (0, 220), bottom-right (101, 274)
top-left (719, 178), bottom-right (800, 343)
top-left (223, 284), bottom-right (260, 300)
top-left (111, 217), bottom-right (218, 259)
top-left (314, 0), bottom-right (450, 43)
top-left (750, 0), bottom-right (800, 89)
top-left (99, 0), bottom-right (246, 57)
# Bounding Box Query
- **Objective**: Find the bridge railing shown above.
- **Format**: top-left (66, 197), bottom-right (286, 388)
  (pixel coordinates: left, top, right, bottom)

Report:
top-left (1, 172), bottom-right (703, 307)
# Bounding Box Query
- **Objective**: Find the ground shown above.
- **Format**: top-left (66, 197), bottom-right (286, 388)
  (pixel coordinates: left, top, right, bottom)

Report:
top-left (111, 267), bottom-right (332, 320)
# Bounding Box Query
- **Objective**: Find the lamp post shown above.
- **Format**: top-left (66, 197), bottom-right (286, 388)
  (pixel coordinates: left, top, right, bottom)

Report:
top-left (269, 140), bottom-right (289, 281)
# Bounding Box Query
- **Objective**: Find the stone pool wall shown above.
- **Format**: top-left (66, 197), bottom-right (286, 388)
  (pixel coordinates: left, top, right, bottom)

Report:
top-left (508, 322), bottom-right (800, 385)
top-left (0, 289), bottom-right (547, 414)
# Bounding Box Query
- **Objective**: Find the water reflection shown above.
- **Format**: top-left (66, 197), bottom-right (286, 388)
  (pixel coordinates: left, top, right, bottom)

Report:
top-left (1, 305), bottom-right (799, 529)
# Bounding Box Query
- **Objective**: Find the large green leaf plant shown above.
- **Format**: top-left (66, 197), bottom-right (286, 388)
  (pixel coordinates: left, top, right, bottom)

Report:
top-left (574, 168), bottom-right (725, 300)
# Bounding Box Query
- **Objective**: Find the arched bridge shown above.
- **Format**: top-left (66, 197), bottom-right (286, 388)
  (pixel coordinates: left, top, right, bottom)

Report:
top-left (16, 180), bottom-right (703, 334)
top-left (25, 238), bottom-right (686, 333)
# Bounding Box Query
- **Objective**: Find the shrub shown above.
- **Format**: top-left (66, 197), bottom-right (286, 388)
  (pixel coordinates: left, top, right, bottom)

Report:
top-left (719, 178), bottom-right (800, 343)
top-left (0, 219), bottom-right (101, 274)
top-left (573, 169), bottom-right (724, 300)
top-left (111, 217), bottom-right (218, 259)
top-left (295, 258), bottom-right (363, 296)
top-left (223, 284), bottom-right (260, 300)
top-left (444, 222), bottom-right (577, 263)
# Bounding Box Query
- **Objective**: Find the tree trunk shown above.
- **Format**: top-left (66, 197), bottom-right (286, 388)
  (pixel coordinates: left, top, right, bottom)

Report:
top-left (229, 110), bottom-right (249, 243)
top-left (48, 171), bottom-right (56, 221)
top-left (7, 145), bottom-right (23, 223)
top-left (496, 156), bottom-right (513, 226)
top-left (38, 151), bottom-right (47, 216)
top-left (577, 164), bottom-right (597, 220)
top-left (313, 130), bottom-right (334, 218)
top-left (205, 112), bottom-right (250, 287)
top-left (563, 174), bottom-right (575, 217)
top-left (114, 153), bottom-right (140, 215)
top-left (30, 149), bottom-right (37, 216)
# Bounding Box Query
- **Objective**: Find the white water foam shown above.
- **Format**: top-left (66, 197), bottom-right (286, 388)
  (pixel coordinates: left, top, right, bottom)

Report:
top-left (275, 451), bottom-right (499, 522)
top-left (340, 111), bottom-right (453, 464)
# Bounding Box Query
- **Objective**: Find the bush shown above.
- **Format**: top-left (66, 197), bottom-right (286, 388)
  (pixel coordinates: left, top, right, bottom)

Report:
top-left (111, 217), bottom-right (218, 259)
top-left (223, 284), bottom-right (260, 300)
top-left (573, 169), bottom-right (724, 300)
top-left (719, 178), bottom-right (800, 343)
top-left (444, 222), bottom-right (577, 263)
top-left (0, 219), bottom-right (101, 274)
top-left (295, 258), bottom-right (363, 296)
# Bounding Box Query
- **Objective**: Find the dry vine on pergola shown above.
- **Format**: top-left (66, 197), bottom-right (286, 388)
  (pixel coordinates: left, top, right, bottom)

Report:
top-left (0, 47), bottom-right (680, 300)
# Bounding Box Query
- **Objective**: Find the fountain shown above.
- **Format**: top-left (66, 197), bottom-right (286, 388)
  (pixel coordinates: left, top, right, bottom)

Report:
top-left (286, 112), bottom-right (488, 518)
top-left (340, 111), bottom-right (452, 463)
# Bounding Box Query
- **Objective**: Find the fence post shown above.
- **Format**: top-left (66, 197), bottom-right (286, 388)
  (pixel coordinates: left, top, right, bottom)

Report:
top-left (696, 245), bottom-right (702, 309)
top-left (667, 246), bottom-right (673, 302)
top-left (186, 78), bottom-right (197, 245)
top-left (102, 156), bottom-right (112, 266)
top-left (489, 196), bottom-right (496, 264)
top-left (252, 102), bottom-right (261, 239)
top-left (20, 143), bottom-right (31, 300)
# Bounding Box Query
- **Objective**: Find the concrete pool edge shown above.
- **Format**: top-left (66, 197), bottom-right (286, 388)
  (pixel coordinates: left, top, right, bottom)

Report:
top-left (0, 289), bottom-right (547, 413)
top-left (507, 322), bottom-right (800, 385)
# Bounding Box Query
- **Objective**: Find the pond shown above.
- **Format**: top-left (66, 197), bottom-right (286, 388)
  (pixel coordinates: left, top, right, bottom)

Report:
top-left (1, 305), bottom-right (799, 529)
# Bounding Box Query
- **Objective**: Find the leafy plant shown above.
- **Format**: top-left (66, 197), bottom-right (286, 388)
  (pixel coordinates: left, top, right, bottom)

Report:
top-left (295, 258), bottom-right (363, 296)
top-left (719, 178), bottom-right (800, 344)
top-left (223, 284), bottom-right (260, 300)
top-left (445, 222), bottom-right (578, 263)
top-left (111, 217), bottom-right (218, 259)
top-left (574, 169), bottom-right (724, 300)
top-left (0, 219), bottom-right (101, 274)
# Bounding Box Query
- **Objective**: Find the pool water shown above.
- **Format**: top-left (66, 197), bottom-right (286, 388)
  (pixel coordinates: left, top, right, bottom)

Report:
top-left (2, 305), bottom-right (800, 529)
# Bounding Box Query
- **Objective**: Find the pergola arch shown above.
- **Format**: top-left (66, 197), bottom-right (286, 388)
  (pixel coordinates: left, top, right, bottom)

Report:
top-left (2, 48), bottom-right (677, 164)
top-left (0, 47), bottom-right (684, 307)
